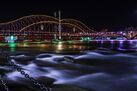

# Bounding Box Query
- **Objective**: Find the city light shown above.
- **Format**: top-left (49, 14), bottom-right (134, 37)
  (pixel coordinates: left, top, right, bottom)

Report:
top-left (0, 15), bottom-right (135, 44)
top-left (1, 1), bottom-right (137, 91)
top-left (8, 43), bottom-right (16, 48)
top-left (57, 42), bottom-right (63, 51)
top-left (5, 36), bottom-right (17, 43)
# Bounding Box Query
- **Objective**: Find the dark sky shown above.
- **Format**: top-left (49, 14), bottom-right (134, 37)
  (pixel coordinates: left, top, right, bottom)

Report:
top-left (0, 0), bottom-right (137, 30)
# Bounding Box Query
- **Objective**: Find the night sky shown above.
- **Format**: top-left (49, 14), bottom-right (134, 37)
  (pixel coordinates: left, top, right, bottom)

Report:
top-left (0, 0), bottom-right (137, 30)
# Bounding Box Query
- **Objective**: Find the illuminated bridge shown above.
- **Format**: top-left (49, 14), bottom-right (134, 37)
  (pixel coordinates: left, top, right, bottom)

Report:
top-left (0, 14), bottom-right (136, 42)
top-left (0, 15), bottom-right (95, 42)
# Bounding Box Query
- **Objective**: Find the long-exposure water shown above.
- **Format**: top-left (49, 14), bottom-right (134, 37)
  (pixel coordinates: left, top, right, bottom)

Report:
top-left (0, 40), bottom-right (137, 91)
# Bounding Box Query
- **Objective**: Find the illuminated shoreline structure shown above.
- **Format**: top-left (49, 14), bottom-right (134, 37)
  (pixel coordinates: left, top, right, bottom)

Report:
top-left (0, 14), bottom-right (136, 42)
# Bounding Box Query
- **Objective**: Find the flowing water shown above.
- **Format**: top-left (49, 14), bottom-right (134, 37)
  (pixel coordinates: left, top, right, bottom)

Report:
top-left (0, 40), bottom-right (137, 91)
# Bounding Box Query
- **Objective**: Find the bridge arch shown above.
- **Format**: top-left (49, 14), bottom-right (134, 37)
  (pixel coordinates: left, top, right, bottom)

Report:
top-left (0, 15), bottom-right (94, 33)
top-left (17, 21), bottom-right (89, 41)
top-left (61, 19), bottom-right (94, 33)
top-left (19, 21), bottom-right (86, 33)
top-left (0, 15), bottom-right (58, 31)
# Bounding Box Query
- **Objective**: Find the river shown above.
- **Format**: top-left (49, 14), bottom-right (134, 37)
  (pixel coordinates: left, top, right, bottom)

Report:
top-left (0, 40), bottom-right (137, 91)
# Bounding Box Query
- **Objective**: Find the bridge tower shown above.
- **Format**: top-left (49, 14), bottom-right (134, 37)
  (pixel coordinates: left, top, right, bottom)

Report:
top-left (58, 10), bottom-right (62, 40)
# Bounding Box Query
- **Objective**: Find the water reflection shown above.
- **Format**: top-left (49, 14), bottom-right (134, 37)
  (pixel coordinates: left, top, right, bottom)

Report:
top-left (1, 41), bottom-right (137, 91)
top-left (2, 41), bottom-right (137, 53)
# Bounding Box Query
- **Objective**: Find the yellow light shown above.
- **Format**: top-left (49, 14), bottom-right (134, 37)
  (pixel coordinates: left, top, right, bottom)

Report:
top-left (58, 41), bottom-right (62, 44)
top-left (22, 43), bottom-right (28, 47)
top-left (39, 44), bottom-right (45, 47)
top-left (56, 42), bottom-right (63, 51)
top-left (57, 44), bottom-right (63, 50)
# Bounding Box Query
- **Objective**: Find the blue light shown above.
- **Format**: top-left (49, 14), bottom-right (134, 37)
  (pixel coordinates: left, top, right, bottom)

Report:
top-left (5, 36), bottom-right (17, 43)
top-left (11, 36), bottom-right (14, 40)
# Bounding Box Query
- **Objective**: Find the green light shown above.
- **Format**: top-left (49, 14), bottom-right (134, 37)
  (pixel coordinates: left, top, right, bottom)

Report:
top-left (9, 43), bottom-right (16, 48)
top-left (81, 37), bottom-right (91, 42)
top-left (8, 43), bottom-right (16, 52)
top-left (67, 41), bottom-right (72, 43)
top-left (10, 47), bottom-right (16, 52)
top-left (81, 37), bottom-right (85, 41)
top-left (87, 37), bottom-right (91, 41)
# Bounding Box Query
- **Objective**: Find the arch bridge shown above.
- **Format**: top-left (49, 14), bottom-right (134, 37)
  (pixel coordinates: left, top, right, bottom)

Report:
top-left (0, 15), bottom-right (95, 42)
top-left (0, 15), bottom-right (134, 42)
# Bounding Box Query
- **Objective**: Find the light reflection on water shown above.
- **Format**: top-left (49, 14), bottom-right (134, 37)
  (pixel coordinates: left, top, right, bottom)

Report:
top-left (1, 41), bottom-right (137, 91)
top-left (3, 40), bottom-right (137, 52)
